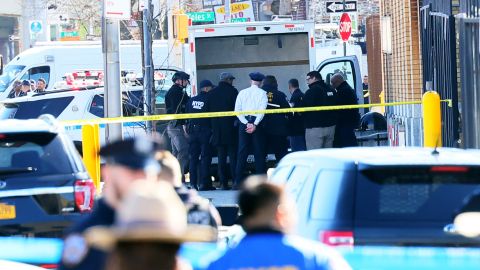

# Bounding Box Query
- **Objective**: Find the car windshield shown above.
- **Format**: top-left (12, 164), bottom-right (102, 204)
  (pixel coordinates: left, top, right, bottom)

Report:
top-left (0, 132), bottom-right (73, 176)
top-left (0, 65), bottom-right (25, 93)
top-left (356, 166), bottom-right (480, 222)
top-left (0, 97), bottom-right (74, 120)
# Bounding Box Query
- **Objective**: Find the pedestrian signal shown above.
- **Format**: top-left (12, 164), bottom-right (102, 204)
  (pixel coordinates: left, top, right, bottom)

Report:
top-left (173, 14), bottom-right (189, 43)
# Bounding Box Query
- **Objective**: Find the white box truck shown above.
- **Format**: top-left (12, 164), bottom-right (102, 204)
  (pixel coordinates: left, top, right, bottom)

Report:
top-left (0, 40), bottom-right (171, 101)
top-left (187, 20), bottom-right (363, 102)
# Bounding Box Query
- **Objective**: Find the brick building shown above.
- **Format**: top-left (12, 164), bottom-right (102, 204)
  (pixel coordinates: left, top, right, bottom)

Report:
top-left (380, 0), bottom-right (423, 146)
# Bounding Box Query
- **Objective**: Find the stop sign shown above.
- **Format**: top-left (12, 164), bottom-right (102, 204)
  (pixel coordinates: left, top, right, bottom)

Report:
top-left (339, 13), bottom-right (352, 42)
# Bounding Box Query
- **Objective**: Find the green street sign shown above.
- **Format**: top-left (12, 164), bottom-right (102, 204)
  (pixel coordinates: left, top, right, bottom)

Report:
top-left (231, 18), bottom-right (248, 22)
top-left (187, 12), bottom-right (215, 22)
top-left (60, 31), bottom-right (79, 38)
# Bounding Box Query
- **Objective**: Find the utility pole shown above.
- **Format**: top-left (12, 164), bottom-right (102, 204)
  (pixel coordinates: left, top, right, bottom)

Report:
top-left (343, 0), bottom-right (347, 56)
top-left (143, 0), bottom-right (154, 134)
top-left (225, 0), bottom-right (231, 23)
top-left (167, 0), bottom-right (183, 69)
top-left (102, 3), bottom-right (123, 142)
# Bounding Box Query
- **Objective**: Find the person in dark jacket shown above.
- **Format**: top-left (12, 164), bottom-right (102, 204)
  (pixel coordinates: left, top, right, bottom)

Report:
top-left (331, 73), bottom-right (360, 147)
top-left (302, 71), bottom-right (337, 150)
top-left (185, 79), bottom-right (214, 191)
top-left (207, 72), bottom-right (238, 190)
top-left (165, 71), bottom-right (190, 182)
top-left (287, 78), bottom-right (306, 152)
top-left (262, 75), bottom-right (290, 162)
top-left (58, 136), bottom-right (163, 270)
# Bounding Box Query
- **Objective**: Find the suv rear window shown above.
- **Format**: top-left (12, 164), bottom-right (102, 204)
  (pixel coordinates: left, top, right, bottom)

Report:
top-left (0, 132), bottom-right (73, 176)
top-left (0, 97), bottom-right (74, 119)
top-left (356, 166), bottom-right (480, 222)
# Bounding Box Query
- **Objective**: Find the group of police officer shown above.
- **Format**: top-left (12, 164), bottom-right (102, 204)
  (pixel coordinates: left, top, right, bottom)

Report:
top-left (164, 69), bottom-right (360, 190)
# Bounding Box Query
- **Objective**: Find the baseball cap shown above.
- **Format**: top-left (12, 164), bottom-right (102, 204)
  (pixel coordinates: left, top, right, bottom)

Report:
top-left (199, 80), bottom-right (214, 89)
top-left (219, 72), bottom-right (235, 81)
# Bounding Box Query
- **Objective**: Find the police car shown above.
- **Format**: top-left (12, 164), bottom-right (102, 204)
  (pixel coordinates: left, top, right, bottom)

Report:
top-left (0, 115), bottom-right (95, 237)
top-left (0, 86), bottom-right (147, 149)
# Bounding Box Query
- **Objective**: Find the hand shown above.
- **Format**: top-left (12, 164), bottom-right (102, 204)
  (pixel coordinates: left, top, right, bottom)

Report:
top-left (245, 123), bottom-right (256, 134)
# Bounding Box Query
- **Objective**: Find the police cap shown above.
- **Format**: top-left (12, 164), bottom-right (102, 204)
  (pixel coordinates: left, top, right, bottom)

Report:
top-left (99, 136), bottom-right (164, 172)
top-left (249, 72), bottom-right (265, 82)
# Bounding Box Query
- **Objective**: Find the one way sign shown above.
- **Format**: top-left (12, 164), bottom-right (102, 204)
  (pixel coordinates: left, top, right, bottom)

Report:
top-left (326, 1), bottom-right (357, 13)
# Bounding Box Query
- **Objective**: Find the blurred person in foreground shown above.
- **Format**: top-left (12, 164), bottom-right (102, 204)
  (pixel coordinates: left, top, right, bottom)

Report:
top-left (207, 176), bottom-right (352, 270)
top-left (155, 150), bottom-right (221, 230)
top-left (85, 181), bottom-right (217, 270)
top-left (58, 136), bottom-right (163, 270)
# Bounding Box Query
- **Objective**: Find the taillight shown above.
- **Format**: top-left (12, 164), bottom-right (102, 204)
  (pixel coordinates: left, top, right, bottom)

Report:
top-left (74, 180), bottom-right (95, 213)
top-left (320, 231), bottom-right (354, 247)
top-left (40, 264), bottom-right (58, 269)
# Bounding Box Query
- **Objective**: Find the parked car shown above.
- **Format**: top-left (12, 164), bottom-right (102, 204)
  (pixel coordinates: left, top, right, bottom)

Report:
top-left (270, 147), bottom-right (480, 247)
top-left (0, 115), bottom-right (95, 237)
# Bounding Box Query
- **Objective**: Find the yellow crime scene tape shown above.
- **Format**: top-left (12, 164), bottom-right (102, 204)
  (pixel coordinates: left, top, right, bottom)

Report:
top-left (61, 99), bottom-right (453, 126)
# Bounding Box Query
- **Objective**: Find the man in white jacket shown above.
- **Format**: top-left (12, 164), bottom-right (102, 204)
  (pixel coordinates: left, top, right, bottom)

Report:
top-left (233, 72), bottom-right (268, 189)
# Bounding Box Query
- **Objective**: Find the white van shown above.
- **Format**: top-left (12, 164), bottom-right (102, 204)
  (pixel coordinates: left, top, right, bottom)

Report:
top-left (0, 40), bottom-right (169, 101)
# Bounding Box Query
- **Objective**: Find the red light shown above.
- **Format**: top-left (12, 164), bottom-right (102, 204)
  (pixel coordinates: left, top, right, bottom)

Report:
top-left (285, 24), bottom-right (295, 28)
top-left (188, 18), bottom-right (192, 26)
top-left (310, 37), bottom-right (315, 48)
top-left (205, 28), bottom-right (214, 32)
top-left (74, 180), bottom-right (96, 213)
top-left (190, 42), bottom-right (195, 53)
top-left (430, 166), bottom-right (469, 173)
top-left (0, 134), bottom-right (5, 139)
top-left (246, 27), bottom-right (256, 31)
top-left (40, 264), bottom-right (58, 269)
top-left (320, 231), bottom-right (354, 247)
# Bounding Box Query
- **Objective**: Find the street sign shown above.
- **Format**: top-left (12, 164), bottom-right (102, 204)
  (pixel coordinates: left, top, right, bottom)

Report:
top-left (339, 13), bottom-right (352, 42)
top-left (187, 12), bottom-right (215, 23)
top-left (29, 21), bottom-right (43, 34)
top-left (326, 1), bottom-right (357, 13)
top-left (214, 0), bottom-right (255, 24)
top-left (105, 0), bottom-right (131, 20)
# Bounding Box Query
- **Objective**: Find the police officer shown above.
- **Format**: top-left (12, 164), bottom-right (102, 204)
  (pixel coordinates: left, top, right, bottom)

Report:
top-left (58, 136), bottom-right (163, 270)
top-left (165, 71), bottom-right (190, 182)
top-left (287, 78), bottom-right (306, 152)
top-left (185, 79), bottom-right (215, 191)
top-left (261, 75), bottom-right (290, 162)
top-left (206, 176), bottom-right (352, 270)
top-left (234, 72), bottom-right (268, 189)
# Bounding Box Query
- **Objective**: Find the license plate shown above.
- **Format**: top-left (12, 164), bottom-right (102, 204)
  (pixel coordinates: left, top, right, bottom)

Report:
top-left (0, 203), bottom-right (16, 220)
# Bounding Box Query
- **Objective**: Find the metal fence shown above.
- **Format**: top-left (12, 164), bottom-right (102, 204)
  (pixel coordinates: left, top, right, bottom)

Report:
top-left (420, 1), bottom-right (459, 147)
top-left (459, 0), bottom-right (480, 148)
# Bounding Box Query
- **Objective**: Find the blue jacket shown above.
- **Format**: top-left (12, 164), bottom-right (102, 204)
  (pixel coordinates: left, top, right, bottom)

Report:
top-left (207, 230), bottom-right (351, 270)
top-left (186, 91), bottom-right (211, 130)
top-left (58, 199), bottom-right (115, 270)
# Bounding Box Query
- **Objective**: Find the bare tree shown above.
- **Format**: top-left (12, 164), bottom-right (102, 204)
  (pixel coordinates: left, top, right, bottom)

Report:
top-left (44, 0), bottom-right (101, 37)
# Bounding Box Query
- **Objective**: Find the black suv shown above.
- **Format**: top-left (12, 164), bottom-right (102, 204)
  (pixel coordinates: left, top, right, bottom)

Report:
top-left (270, 147), bottom-right (480, 247)
top-left (0, 115), bottom-right (95, 237)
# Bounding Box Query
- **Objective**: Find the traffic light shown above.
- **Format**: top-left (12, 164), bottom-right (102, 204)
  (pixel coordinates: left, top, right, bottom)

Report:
top-left (173, 14), bottom-right (189, 43)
